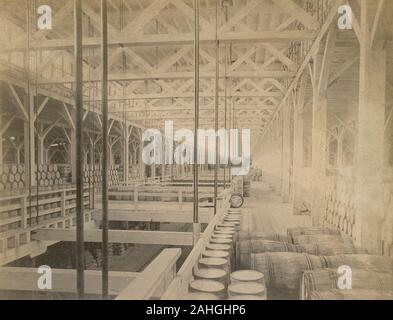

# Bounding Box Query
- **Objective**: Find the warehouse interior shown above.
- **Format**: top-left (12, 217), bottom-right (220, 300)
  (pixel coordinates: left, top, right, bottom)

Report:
top-left (0, 0), bottom-right (393, 300)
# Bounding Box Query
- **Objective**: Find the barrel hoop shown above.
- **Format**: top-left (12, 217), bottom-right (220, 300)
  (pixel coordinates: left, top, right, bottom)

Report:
top-left (304, 253), bottom-right (313, 271)
top-left (320, 255), bottom-right (329, 268)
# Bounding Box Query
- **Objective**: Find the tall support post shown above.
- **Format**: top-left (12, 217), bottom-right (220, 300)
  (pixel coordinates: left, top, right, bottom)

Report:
top-left (100, 0), bottom-right (109, 299)
top-left (336, 128), bottom-right (344, 166)
top-left (354, 0), bottom-right (386, 254)
top-left (292, 75), bottom-right (307, 212)
top-left (24, 92), bottom-right (36, 187)
top-left (139, 142), bottom-right (144, 178)
top-left (0, 85), bottom-right (3, 165)
top-left (281, 100), bottom-right (291, 203)
top-left (123, 126), bottom-right (129, 185)
top-left (214, 0), bottom-right (219, 215)
top-left (310, 60), bottom-right (328, 226)
top-left (310, 27), bottom-right (336, 226)
top-left (193, 0), bottom-right (201, 245)
top-left (70, 130), bottom-right (77, 183)
top-left (0, 114), bottom-right (2, 165)
top-left (74, 0), bottom-right (85, 299)
top-left (37, 122), bottom-right (45, 165)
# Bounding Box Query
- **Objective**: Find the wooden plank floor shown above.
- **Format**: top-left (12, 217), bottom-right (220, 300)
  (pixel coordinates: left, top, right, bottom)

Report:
top-left (241, 182), bottom-right (311, 236)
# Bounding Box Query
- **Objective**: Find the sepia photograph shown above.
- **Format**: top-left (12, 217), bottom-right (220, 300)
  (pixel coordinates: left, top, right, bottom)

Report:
top-left (0, 0), bottom-right (392, 305)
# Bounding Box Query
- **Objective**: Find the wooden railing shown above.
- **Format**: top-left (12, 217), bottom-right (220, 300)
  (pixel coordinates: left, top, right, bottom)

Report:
top-left (0, 186), bottom-right (93, 266)
top-left (116, 248), bottom-right (181, 300)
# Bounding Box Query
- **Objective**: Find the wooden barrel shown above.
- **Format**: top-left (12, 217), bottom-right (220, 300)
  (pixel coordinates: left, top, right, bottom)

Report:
top-left (212, 233), bottom-right (233, 240)
top-left (287, 227), bottom-right (341, 244)
top-left (215, 230), bottom-right (236, 236)
top-left (182, 292), bottom-right (219, 300)
top-left (236, 240), bottom-right (304, 269)
top-left (250, 252), bottom-right (326, 293)
top-left (300, 268), bottom-right (393, 300)
top-left (230, 270), bottom-right (265, 285)
top-left (203, 250), bottom-right (230, 260)
top-left (225, 213), bottom-right (242, 219)
top-left (206, 243), bottom-right (232, 252)
top-left (17, 164), bottom-right (24, 173)
top-left (228, 295), bottom-right (265, 300)
top-left (194, 268), bottom-right (227, 285)
top-left (202, 251), bottom-right (230, 272)
top-left (210, 238), bottom-right (233, 246)
top-left (228, 282), bottom-right (267, 299)
top-left (217, 222), bottom-right (237, 229)
top-left (238, 231), bottom-right (287, 242)
top-left (189, 279), bottom-right (226, 299)
top-left (292, 234), bottom-right (353, 246)
top-left (308, 289), bottom-right (393, 300)
top-left (199, 257), bottom-right (228, 272)
top-left (216, 226), bottom-right (236, 233)
top-left (300, 242), bottom-right (368, 256)
top-left (323, 255), bottom-right (393, 274)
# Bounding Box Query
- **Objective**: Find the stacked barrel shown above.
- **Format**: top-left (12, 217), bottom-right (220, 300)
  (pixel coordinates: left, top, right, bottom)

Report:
top-left (235, 226), bottom-right (393, 299)
top-left (37, 164), bottom-right (63, 187)
top-left (187, 209), bottom-right (239, 299)
top-left (187, 208), bottom-right (268, 300)
top-left (0, 164), bottom-right (26, 191)
top-left (83, 164), bottom-right (120, 186)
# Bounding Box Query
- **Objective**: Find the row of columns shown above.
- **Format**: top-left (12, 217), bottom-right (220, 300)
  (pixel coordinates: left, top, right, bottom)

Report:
top-left (276, 1), bottom-right (387, 254)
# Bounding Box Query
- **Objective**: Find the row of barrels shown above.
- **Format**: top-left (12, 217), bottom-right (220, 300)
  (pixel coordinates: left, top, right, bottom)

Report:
top-left (238, 227), bottom-right (393, 300)
top-left (0, 164), bottom-right (26, 191)
top-left (0, 164), bottom-right (68, 191)
top-left (83, 166), bottom-right (120, 186)
top-left (185, 209), bottom-right (268, 300)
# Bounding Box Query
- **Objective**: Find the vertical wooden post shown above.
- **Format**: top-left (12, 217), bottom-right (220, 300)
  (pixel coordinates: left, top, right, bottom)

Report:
top-left (24, 92), bottom-right (36, 187)
top-left (123, 126), bottom-right (129, 185)
top-left (139, 142), bottom-right (144, 179)
top-left (0, 108), bottom-right (3, 166)
top-left (60, 190), bottom-right (66, 217)
top-left (354, 0), bottom-right (386, 254)
top-left (37, 122), bottom-right (45, 165)
top-left (100, 0), bottom-right (109, 299)
top-left (193, 0), bottom-right (201, 245)
top-left (70, 130), bottom-right (77, 183)
top-left (310, 83), bottom-right (327, 226)
top-left (20, 196), bottom-right (27, 229)
top-left (281, 102), bottom-right (291, 203)
top-left (336, 128), bottom-right (344, 166)
top-left (310, 27), bottom-right (336, 226)
top-left (74, 0), bottom-right (85, 299)
top-left (292, 75), bottom-right (307, 212)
